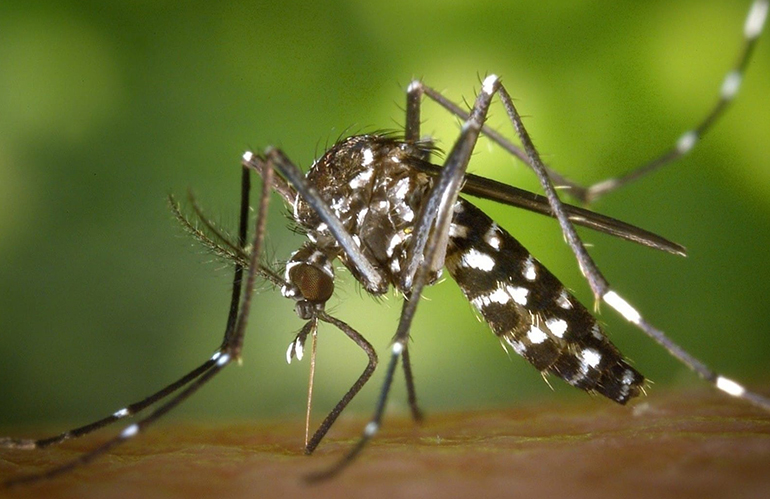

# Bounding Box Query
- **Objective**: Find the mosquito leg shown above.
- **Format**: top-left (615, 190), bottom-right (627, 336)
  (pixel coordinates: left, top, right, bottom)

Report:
top-left (255, 139), bottom-right (425, 448)
top-left (401, 344), bottom-right (423, 423)
top-left (414, 1), bottom-right (768, 204)
top-left (493, 80), bottom-right (770, 412)
top-left (414, 81), bottom-right (531, 166)
top-left (583, 0), bottom-right (769, 203)
top-left (3, 159), bottom-right (274, 487)
top-left (0, 165), bottom-right (255, 458)
top-left (401, 75), bottom-right (498, 290)
top-left (405, 79), bottom-right (423, 142)
top-left (4, 354), bottom-right (232, 487)
top-left (305, 328), bottom-right (400, 483)
top-left (224, 154), bottom-right (274, 357)
top-left (307, 76), bottom-right (502, 482)
top-left (381, 83), bottom-right (429, 419)
top-left (222, 163), bottom-right (252, 346)
top-left (0, 359), bottom-right (218, 451)
top-left (405, 79), bottom-right (439, 163)
top-left (248, 144), bottom-right (405, 458)
top-left (264, 147), bottom-right (388, 295)
top-left (304, 312), bottom-right (377, 455)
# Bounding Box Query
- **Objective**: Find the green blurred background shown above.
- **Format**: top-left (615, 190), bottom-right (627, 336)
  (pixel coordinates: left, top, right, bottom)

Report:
top-left (1, 1), bottom-right (769, 430)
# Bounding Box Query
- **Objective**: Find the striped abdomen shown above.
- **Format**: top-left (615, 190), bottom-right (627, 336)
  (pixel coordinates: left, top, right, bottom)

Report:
top-left (445, 198), bottom-right (644, 404)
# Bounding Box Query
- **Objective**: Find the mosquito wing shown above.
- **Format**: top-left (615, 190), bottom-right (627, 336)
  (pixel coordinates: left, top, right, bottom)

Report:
top-left (409, 158), bottom-right (685, 257)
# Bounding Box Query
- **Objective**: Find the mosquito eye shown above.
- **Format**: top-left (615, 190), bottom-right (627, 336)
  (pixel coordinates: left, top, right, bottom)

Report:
top-left (289, 264), bottom-right (334, 304)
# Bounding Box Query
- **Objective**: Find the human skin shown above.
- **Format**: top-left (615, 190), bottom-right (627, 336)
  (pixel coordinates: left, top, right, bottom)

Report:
top-left (1, 388), bottom-right (769, 499)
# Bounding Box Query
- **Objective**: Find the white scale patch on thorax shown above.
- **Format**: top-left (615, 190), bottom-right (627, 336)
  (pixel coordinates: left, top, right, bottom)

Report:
top-left (362, 148), bottom-right (374, 166)
top-left (331, 195), bottom-right (351, 216)
top-left (349, 168), bottom-right (374, 189)
top-left (392, 177), bottom-right (411, 201)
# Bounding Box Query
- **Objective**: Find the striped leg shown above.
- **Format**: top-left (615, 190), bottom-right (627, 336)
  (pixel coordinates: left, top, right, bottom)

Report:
top-left (2, 157), bottom-right (275, 487)
top-left (408, 1), bottom-right (769, 205)
top-left (307, 75), bottom-right (501, 482)
top-left (491, 79), bottom-right (770, 411)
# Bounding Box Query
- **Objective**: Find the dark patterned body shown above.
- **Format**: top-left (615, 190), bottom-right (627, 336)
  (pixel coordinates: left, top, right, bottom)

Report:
top-left (446, 199), bottom-right (643, 403)
top-left (289, 134), bottom-right (644, 404)
top-left (291, 135), bottom-right (438, 295)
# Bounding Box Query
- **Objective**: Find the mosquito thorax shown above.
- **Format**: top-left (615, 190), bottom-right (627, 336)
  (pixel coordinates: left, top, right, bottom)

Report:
top-left (293, 135), bottom-right (437, 295)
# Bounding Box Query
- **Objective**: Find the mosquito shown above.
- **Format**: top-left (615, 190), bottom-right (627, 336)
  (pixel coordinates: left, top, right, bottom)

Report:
top-left (2, 0), bottom-right (768, 486)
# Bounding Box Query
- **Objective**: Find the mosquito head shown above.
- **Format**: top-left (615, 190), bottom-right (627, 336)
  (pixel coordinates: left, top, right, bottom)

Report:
top-left (282, 244), bottom-right (335, 319)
